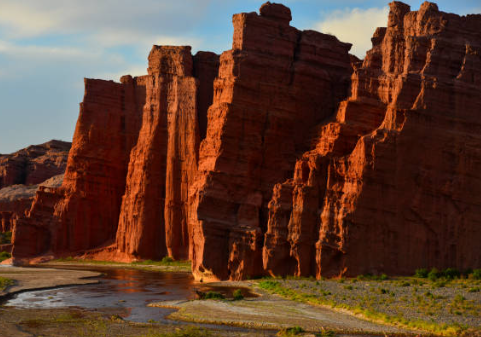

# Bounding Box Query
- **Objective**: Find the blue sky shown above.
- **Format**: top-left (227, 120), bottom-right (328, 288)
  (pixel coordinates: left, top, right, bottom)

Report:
top-left (0, 0), bottom-right (479, 153)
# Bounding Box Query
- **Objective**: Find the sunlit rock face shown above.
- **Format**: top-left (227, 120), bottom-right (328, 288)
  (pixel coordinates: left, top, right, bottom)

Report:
top-left (12, 2), bottom-right (481, 280)
top-left (263, 1), bottom-right (481, 278)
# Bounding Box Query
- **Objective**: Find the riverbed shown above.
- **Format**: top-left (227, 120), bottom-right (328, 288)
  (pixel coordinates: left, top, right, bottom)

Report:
top-left (0, 264), bottom-right (421, 336)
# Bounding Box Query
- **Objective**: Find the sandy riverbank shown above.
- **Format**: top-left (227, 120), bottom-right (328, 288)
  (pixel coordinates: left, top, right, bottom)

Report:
top-left (150, 282), bottom-right (421, 336)
top-left (0, 266), bottom-right (101, 300)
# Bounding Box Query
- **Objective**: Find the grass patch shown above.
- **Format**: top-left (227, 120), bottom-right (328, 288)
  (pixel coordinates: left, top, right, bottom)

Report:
top-left (53, 257), bottom-right (191, 269)
top-left (276, 326), bottom-right (305, 336)
top-left (0, 276), bottom-right (14, 291)
top-left (0, 231), bottom-right (12, 244)
top-left (257, 279), bottom-right (471, 336)
top-left (0, 251), bottom-right (11, 262)
top-left (141, 327), bottom-right (212, 337)
top-left (232, 289), bottom-right (244, 301)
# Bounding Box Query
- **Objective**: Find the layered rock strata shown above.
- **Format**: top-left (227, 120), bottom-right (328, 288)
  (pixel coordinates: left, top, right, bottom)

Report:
top-left (13, 47), bottom-right (219, 261)
top-left (13, 77), bottom-right (147, 258)
top-left (0, 141), bottom-right (70, 234)
top-left (116, 47), bottom-right (219, 261)
top-left (11, 2), bottom-right (481, 280)
top-left (189, 2), bottom-right (353, 281)
top-left (0, 140), bottom-right (70, 189)
top-left (263, 1), bottom-right (481, 278)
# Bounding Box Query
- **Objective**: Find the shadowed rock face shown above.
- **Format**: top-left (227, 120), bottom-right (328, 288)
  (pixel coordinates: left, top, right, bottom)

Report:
top-left (0, 140), bottom-right (70, 189)
top-left (263, 1), bottom-right (481, 278)
top-left (11, 2), bottom-right (481, 280)
top-left (0, 141), bottom-right (70, 234)
top-left (189, 2), bottom-right (353, 281)
top-left (115, 47), bottom-right (219, 261)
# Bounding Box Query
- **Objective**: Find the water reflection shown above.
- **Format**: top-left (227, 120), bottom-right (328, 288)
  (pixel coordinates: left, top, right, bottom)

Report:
top-left (5, 266), bottom-right (195, 323)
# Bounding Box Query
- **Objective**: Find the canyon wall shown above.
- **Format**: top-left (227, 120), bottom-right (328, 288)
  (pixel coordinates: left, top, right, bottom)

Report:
top-left (189, 2), bottom-right (353, 281)
top-left (0, 140), bottom-right (70, 189)
top-left (263, 1), bottom-right (481, 278)
top-left (115, 47), bottom-right (219, 261)
top-left (0, 141), bottom-right (70, 234)
top-left (13, 77), bottom-right (146, 258)
top-left (11, 2), bottom-right (481, 280)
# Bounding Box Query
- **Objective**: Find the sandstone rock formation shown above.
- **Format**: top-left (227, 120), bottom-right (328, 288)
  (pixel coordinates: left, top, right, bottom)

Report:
top-left (263, 1), bottom-right (481, 278)
top-left (189, 2), bottom-right (353, 281)
top-left (11, 2), bottom-right (481, 280)
top-left (13, 77), bottom-right (146, 258)
top-left (0, 141), bottom-right (70, 234)
top-left (116, 47), bottom-right (218, 261)
top-left (0, 140), bottom-right (70, 189)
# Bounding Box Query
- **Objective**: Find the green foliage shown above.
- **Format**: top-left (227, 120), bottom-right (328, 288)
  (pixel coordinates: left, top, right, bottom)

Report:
top-left (0, 276), bottom-right (14, 291)
top-left (53, 257), bottom-right (191, 269)
top-left (356, 273), bottom-right (388, 281)
top-left (443, 268), bottom-right (461, 279)
top-left (142, 327), bottom-right (212, 337)
top-left (472, 269), bottom-right (481, 280)
top-left (232, 289), bottom-right (244, 300)
top-left (315, 330), bottom-right (336, 337)
top-left (0, 231), bottom-right (12, 244)
top-left (0, 251), bottom-right (11, 262)
top-left (276, 326), bottom-right (305, 336)
top-left (161, 256), bottom-right (175, 263)
top-left (203, 291), bottom-right (225, 300)
top-left (428, 268), bottom-right (442, 281)
top-left (415, 268), bottom-right (429, 278)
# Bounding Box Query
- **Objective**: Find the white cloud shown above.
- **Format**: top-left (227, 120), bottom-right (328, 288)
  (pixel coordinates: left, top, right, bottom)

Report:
top-left (315, 6), bottom-right (389, 58)
top-left (0, 0), bottom-right (209, 41)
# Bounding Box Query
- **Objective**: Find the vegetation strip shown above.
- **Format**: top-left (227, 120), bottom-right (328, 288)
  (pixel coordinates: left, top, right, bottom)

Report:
top-left (0, 276), bottom-right (14, 291)
top-left (51, 257), bottom-right (192, 272)
top-left (257, 268), bottom-right (481, 337)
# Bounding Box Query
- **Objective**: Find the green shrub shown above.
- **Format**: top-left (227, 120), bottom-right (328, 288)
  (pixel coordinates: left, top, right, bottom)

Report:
top-left (142, 327), bottom-right (212, 337)
top-left (0, 231), bottom-right (12, 244)
top-left (428, 268), bottom-right (441, 281)
top-left (316, 330), bottom-right (336, 337)
top-left (232, 289), bottom-right (244, 301)
top-left (0, 251), bottom-right (11, 262)
top-left (472, 269), bottom-right (481, 280)
top-left (443, 268), bottom-right (460, 279)
top-left (0, 276), bottom-right (14, 290)
top-left (414, 268), bottom-right (429, 278)
top-left (203, 291), bottom-right (225, 300)
top-left (161, 256), bottom-right (175, 264)
top-left (277, 326), bottom-right (305, 336)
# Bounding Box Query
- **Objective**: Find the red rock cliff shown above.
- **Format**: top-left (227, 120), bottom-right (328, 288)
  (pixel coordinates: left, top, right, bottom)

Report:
top-left (189, 2), bottom-right (353, 281)
top-left (0, 141), bottom-right (70, 234)
top-left (115, 47), bottom-right (219, 261)
top-left (0, 140), bottom-right (70, 189)
top-left (13, 77), bottom-right (146, 258)
top-left (11, 2), bottom-right (481, 280)
top-left (263, 1), bottom-right (481, 278)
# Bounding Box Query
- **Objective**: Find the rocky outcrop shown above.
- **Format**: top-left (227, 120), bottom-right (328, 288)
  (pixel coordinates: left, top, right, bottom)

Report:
top-left (115, 47), bottom-right (219, 261)
top-left (0, 140), bottom-right (70, 189)
top-left (13, 77), bottom-right (146, 258)
top-left (13, 47), bottom-right (218, 261)
top-left (0, 140), bottom-right (70, 234)
top-left (189, 2), bottom-right (353, 281)
top-left (263, 1), bottom-right (481, 278)
top-left (11, 1), bottom-right (481, 280)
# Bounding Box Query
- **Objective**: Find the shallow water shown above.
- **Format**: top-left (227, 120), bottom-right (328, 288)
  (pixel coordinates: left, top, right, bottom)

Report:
top-left (4, 266), bottom-right (257, 324)
top-left (3, 265), bottom-right (390, 336)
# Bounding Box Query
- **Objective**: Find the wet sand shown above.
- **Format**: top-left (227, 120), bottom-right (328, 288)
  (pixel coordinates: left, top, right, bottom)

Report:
top-left (150, 282), bottom-right (421, 336)
top-left (0, 266), bottom-right (101, 300)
